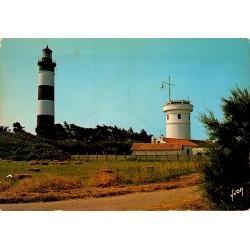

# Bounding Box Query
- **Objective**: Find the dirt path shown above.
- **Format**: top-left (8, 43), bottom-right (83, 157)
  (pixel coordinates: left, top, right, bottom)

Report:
top-left (0, 186), bottom-right (199, 211)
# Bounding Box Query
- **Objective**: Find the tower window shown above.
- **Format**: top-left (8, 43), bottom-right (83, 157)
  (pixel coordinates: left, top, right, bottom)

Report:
top-left (167, 115), bottom-right (169, 120)
top-left (178, 114), bottom-right (181, 119)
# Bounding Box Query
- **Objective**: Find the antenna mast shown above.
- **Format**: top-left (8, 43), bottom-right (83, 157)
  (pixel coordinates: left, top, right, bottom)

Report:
top-left (162, 76), bottom-right (175, 101)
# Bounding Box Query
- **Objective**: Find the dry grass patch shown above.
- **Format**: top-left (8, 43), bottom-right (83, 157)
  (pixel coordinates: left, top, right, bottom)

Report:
top-left (147, 191), bottom-right (214, 211)
top-left (87, 162), bottom-right (200, 188)
top-left (0, 178), bottom-right (11, 192)
top-left (12, 174), bottom-right (82, 193)
top-left (0, 173), bottom-right (203, 205)
top-left (87, 170), bottom-right (122, 187)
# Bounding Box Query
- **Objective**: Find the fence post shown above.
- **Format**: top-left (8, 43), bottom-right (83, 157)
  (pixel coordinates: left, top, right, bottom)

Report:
top-left (87, 152), bottom-right (89, 161)
top-left (165, 152), bottom-right (168, 161)
top-left (125, 153), bottom-right (127, 161)
top-left (177, 152), bottom-right (179, 161)
top-left (78, 152), bottom-right (80, 161)
top-left (105, 153), bottom-right (108, 161)
top-left (155, 153), bottom-right (157, 161)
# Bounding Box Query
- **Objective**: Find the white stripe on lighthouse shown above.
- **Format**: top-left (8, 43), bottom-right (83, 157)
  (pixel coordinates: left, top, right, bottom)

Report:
top-left (37, 100), bottom-right (54, 116)
top-left (38, 71), bottom-right (55, 86)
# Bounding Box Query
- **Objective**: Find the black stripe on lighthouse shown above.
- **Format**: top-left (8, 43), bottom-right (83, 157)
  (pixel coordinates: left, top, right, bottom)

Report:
top-left (38, 63), bottom-right (56, 72)
top-left (38, 85), bottom-right (54, 100)
top-left (37, 115), bottom-right (54, 128)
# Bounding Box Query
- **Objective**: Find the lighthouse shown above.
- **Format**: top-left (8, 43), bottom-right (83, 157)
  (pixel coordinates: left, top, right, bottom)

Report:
top-left (36, 46), bottom-right (56, 138)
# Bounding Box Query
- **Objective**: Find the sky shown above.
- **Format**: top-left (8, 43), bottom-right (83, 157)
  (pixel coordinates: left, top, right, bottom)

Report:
top-left (0, 38), bottom-right (249, 140)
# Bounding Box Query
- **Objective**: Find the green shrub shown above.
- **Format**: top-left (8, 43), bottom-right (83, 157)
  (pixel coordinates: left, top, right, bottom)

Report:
top-left (0, 132), bottom-right (69, 161)
top-left (200, 86), bottom-right (250, 210)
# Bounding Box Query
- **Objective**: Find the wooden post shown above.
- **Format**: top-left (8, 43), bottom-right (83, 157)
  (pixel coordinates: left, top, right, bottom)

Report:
top-left (125, 153), bottom-right (127, 161)
top-left (87, 152), bottom-right (89, 161)
top-left (165, 152), bottom-right (168, 161)
top-left (177, 152), bottom-right (179, 161)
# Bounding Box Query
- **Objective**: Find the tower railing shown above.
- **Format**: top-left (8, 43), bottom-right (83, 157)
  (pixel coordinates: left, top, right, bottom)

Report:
top-left (38, 59), bottom-right (56, 64)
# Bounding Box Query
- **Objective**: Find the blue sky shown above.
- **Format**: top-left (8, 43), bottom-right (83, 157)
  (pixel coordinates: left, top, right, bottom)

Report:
top-left (0, 38), bottom-right (249, 140)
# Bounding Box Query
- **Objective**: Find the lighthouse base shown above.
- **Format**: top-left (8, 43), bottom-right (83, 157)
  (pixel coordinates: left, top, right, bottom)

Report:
top-left (36, 115), bottom-right (55, 138)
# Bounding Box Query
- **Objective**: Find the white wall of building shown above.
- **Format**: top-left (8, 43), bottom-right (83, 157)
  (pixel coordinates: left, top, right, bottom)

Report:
top-left (132, 146), bottom-right (194, 156)
top-left (192, 147), bottom-right (207, 155)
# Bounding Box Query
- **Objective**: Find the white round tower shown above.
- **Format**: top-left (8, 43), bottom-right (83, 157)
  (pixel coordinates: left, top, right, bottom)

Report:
top-left (163, 100), bottom-right (193, 139)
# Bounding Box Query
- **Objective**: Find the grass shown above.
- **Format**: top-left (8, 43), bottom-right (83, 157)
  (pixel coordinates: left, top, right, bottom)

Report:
top-left (0, 178), bottom-right (11, 192)
top-left (0, 159), bottom-right (200, 184)
top-left (0, 159), bottom-right (211, 209)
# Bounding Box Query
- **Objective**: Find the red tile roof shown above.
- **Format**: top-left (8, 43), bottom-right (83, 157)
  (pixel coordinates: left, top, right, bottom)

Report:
top-left (131, 138), bottom-right (211, 152)
top-left (163, 138), bottom-right (210, 147)
top-left (131, 143), bottom-right (183, 151)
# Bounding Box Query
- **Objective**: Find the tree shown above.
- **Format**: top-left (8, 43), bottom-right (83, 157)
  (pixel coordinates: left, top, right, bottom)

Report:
top-left (0, 126), bottom-right (10, 132)
top-left (54, 123), bottom-right (68, 140)
top-left (200, 86), bottom-right (250, 210)
top-left (13, 122), bottom-right (25, 133)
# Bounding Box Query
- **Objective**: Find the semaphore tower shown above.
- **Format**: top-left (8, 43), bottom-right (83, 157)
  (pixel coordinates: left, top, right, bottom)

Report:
top-left (162, 77), bottom-right (193, 139)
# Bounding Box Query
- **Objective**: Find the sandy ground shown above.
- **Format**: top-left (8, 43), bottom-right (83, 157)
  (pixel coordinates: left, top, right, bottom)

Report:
top-left (0, 186), bottom-right (199, 211)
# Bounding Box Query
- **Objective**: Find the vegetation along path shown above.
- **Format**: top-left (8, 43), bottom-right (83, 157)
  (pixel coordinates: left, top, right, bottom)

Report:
top-left (0, 186), bottom-right (197, 211)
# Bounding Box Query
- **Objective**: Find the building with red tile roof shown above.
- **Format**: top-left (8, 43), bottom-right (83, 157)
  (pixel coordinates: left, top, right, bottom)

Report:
top-left (131, 136), bottom-right (210, 156)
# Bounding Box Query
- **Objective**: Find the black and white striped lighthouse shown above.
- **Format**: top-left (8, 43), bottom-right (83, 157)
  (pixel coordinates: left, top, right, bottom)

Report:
top-left (36, 46), bottom-right (56, 138)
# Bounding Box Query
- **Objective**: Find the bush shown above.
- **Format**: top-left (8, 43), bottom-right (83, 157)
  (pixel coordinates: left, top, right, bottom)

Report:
top-left (0, 132), bottom-right (69, 161)
top-left (200, 86), bottom-right (250, 210)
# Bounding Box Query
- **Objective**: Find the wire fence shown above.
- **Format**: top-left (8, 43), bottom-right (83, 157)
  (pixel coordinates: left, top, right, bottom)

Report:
top-left (71, 153), bottom-right (203, 162)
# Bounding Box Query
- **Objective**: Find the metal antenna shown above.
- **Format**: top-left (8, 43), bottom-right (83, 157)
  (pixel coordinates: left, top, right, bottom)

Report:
top-left (162, 76), bottom-right (175, 101)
